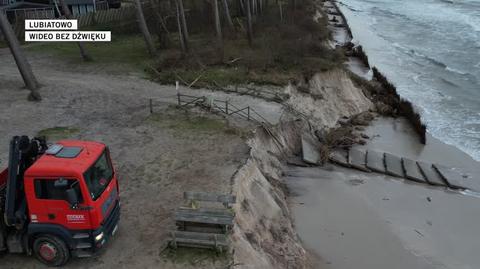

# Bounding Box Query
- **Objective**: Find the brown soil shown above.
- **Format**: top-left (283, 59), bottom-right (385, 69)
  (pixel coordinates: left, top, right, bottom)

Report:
top-left (0, 48), bottom-right (251, 269)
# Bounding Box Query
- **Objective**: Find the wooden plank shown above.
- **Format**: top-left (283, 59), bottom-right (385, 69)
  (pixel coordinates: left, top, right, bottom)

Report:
top-left (366, 150), bottom-right (385, 173)
top-left (175, 210), bottom-right (234, 226)
top-left (174, 231), bottom-right (228, 242)
top-left (418, 162), bottom-right (447, 186)
top-left (348, 148), bottom-right (370, 172)
top-left (184, 191), bottom-right (236, 204)
top-left (402, 158), bottom-right (427, 183)
top-left (329, 149), bottom-right (349, 167)
top-left (301, 136), bottom-right (320, 165)
top-left (170, 231), bottom-right (228, 251)
top-left (177, 207), bottom-right (234, 217)
top-left (384, 153), bottom-right (404, 177)
top-left (433, 165), bottom-right (474, 190)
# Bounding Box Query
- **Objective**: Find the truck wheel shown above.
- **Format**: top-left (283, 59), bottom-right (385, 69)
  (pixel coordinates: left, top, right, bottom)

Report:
top-left (33, 235), bottom-right (70, 267)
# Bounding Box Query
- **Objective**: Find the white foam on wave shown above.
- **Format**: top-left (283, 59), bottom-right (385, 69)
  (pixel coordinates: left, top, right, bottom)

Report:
top-left (445, 66), bottom-right (468, 75)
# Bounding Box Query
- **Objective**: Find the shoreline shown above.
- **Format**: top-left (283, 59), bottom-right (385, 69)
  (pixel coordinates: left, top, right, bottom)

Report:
top-left (329, 0), bottom-right (480, 162)
top-left (323, 0), bottom-right (428, 146)
top-left (283, 2), bottom-right (480, 268)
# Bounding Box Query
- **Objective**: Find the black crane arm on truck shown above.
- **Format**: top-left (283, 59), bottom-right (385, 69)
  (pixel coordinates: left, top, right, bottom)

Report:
top-left (4, 136), bottom-right (47, 229)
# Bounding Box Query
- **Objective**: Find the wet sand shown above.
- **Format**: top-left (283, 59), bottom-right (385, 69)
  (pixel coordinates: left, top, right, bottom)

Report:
top-left (355, 117), bottom-right (480, 174)
top-left (287, 117), bottom-right (480, 269)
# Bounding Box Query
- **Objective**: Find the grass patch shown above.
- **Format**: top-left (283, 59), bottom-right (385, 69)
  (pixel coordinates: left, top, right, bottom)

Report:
top-left (27, 34), bottom-right (150, 70)
top-left (0, 41), bottom-right (7, 48)
top-left (37, 126), bottom-right (80, 141)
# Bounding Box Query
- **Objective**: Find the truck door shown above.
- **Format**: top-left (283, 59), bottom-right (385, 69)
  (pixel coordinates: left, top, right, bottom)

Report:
top-left (30, 178), bottom-right (91, 230)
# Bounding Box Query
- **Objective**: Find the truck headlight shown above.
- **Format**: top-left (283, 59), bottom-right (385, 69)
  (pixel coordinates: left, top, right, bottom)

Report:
top-left (95, 232), bottom-right (104, 242)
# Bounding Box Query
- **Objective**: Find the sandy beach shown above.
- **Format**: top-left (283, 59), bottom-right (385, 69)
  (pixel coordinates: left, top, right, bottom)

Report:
top-left (286, 117), bottom-right (480, 269)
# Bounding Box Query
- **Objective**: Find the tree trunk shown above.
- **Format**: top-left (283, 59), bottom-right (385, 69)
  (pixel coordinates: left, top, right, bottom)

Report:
top-left (176, 0), bottom-right (187, 55)
top-left (222, 0), bottom-right (234, 30)
top-left (0, 12), bottom-right (41, 101)
top-left (239, 0), bottom-right (245, 16)
top-left (177, 0), bottom-right (189, 41)
top-left (213, 0), bottom-right (224, 60)
top-left (134, 0), bottom-right (157, 56)
top-left (246, 0), bottom-right (253, 47)
top-left (57, 0), bottom-right (91, 61)
top-left (278, 1), bottom-right (283, 22)
top-left (149, 0), bottom-right (170, 48)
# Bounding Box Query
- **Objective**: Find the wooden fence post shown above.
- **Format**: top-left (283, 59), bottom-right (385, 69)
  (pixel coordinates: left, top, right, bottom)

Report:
top-left (149, 98), bottom-right (153, 114)
top-left (225, 100), bottom-right (229, 114)
top-left (176, 81), bottom-right (181, 105)
top-left (247, 107), bottom-right (250, 120)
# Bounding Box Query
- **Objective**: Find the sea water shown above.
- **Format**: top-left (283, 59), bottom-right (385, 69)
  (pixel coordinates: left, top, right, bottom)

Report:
top-left (337, 0), bottom-right (480, 161)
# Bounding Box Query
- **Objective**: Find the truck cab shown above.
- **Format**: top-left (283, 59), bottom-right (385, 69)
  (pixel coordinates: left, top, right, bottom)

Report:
top-left (0, 137), bottom-right (120, 266)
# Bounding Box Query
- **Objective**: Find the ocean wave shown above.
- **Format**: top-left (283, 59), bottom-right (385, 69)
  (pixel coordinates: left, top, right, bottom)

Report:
top-left (337, 1), bottom-right (362, 12)
top-left (436, 0), bottom-right (455, 5)
top-left (440, 77), bottom-right (460, 88)
top-left (392, 43), bottom-right (449, 69)
top-left (371, 7), bottom-right (412, 22)
top-left (445, 66), bottom-right (468, 76)
top-left (396, 45), bottom-right (474, 77)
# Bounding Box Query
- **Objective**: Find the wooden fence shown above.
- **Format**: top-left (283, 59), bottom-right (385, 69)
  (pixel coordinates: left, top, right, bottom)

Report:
top-left (149, 93), bottom-right (273, 126)
top-left (75, 5), bottom-right (136, 28)
top-left (4, 7), bottom-right (55, 20)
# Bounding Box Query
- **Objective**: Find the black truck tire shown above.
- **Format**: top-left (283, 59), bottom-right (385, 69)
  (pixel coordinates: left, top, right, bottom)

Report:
top-left (33, 235), bottom-right (71, 267)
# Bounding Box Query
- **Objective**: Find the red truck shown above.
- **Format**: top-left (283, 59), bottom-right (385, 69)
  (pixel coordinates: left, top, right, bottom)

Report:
top-left (0, 136), bottom-right (120, 266)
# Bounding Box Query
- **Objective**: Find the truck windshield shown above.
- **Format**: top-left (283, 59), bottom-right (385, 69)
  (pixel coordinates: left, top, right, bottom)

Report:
top-left (83, 149), bottom-right (113, 201)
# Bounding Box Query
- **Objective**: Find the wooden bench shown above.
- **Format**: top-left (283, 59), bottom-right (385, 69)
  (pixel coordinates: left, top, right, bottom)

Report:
top-left (169, 231), bottom-right (229, 253)
top-left (175, 207), bottom-right (234, 233)
top-left (169, 192), bottom-right (236, 251)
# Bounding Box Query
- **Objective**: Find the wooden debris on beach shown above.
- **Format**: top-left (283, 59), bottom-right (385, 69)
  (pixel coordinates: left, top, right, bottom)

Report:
top-left (329, 148), bottom-right (472, 193)
top-left (366, 150), bottom-right (386, 173)
top-left (433, 165), bottom-right (473, 191)
top-left (384, 153), bottom-right (404, 178)
top-left (348, 148), bottom-right (370, 172)
top-left (418, 162), bottom-right (447, 187)
top-left (287, 156), bottom-right (310, 167)
top-left (329, 149), bottom-right (350, 167)
top-left (302, 136), bottom-right (320, 165)
top-left (402, 158), bottom-right (427, 183)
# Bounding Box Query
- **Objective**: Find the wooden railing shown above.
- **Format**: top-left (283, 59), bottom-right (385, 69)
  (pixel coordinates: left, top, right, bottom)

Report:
top-left (148, 93), bottom-right (273, 126)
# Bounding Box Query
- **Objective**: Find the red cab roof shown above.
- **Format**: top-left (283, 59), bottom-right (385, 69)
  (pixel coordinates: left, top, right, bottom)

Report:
top-left (25, 140), bottom-right (106, 178)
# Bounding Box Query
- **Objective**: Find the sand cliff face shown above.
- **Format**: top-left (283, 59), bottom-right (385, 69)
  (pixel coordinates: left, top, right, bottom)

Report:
top-left (286, 69), bottom-right (374, 128)
top-left (231, 122), bottom-right (308, 269)
top-left (231, 69), bottom-right (374, 268)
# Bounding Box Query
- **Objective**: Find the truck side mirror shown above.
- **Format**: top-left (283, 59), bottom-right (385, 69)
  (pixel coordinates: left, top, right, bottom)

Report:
top-left (54, 178), bottom-right (69, 189)
top-left (66, 188), bottom-right (79, 208)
